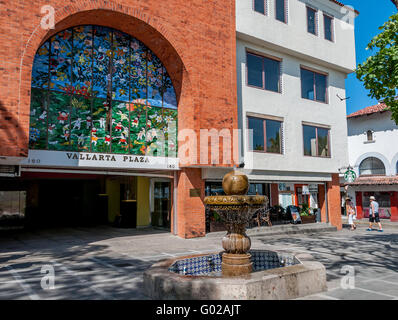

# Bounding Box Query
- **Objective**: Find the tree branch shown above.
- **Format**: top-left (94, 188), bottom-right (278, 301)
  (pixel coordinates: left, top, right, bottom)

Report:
top-left (392, 0), bottom-right (398, 10)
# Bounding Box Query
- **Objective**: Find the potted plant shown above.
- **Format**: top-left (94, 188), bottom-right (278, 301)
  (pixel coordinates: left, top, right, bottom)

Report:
top-left (299, 204), bottom-right (316, 224)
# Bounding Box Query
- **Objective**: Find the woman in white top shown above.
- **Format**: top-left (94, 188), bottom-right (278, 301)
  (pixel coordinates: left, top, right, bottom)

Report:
top-left (346, 197), bottom-right (357, 231)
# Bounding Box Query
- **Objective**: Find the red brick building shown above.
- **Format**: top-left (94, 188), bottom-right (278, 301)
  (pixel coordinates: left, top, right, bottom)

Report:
top-left (0, 0), bottom-right (238, 238)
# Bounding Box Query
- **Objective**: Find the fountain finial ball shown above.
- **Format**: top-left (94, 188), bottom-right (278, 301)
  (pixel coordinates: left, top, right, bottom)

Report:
top-left (222, 170), bottom-right (249, 195)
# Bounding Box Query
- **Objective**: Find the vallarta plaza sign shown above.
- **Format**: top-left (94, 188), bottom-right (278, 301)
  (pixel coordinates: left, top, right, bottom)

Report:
top-left (21, 150), bottom-right (179, 170)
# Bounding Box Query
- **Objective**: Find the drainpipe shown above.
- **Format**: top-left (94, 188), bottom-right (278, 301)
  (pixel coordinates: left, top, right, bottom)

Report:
top-left (324, 182), bottom-right (329, 224)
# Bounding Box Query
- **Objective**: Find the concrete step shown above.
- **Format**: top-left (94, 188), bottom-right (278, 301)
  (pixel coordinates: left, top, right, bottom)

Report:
top-left (342, 216), bottom-right (398, 229)
top-left (206, 223), bottom-right (337, 238)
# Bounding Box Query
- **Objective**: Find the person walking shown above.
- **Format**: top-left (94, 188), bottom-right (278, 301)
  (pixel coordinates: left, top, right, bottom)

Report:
top-left (346, 197), bottom-right (356, 231)
top-left (367, 196), bottom-right (383, 232)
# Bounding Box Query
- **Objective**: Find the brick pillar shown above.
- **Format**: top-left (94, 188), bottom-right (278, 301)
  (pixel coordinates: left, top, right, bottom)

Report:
top-left (355, 191), bottom-right (363, 219)
top-left (270, 184), bottom-right (279, 206)
top-left (318, 183), bottom-right (327, 223)
top-left (390, 191), bottom-right (398, 222)
top-left (175, 168), bottom-right (205, 238)
top-left (326, 173), bottom-right (342, 230)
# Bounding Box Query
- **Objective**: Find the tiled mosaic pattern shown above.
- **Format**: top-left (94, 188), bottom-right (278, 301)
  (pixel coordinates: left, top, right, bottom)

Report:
top-left (168, 250), bottom-right (300, 276)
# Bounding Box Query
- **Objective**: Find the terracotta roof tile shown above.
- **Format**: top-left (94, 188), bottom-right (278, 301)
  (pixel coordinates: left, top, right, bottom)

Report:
top-left (329, 0), bottom-right (360, 15)
top-left (345, 175), bottom-right (398, 186)
top-left (347, 103), bottom-right (389, 118)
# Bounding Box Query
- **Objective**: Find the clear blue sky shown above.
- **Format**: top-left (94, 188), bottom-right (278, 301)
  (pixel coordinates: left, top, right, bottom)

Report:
top-left (344, 0), bottom-right (396, 115)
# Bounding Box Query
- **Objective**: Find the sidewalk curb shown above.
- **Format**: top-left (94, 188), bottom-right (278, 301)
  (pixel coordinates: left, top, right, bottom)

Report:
top-left (206, 223), bottom-right (337, 238)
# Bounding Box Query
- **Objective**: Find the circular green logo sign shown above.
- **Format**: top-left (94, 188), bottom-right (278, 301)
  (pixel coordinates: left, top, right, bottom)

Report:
top-left (344, 170), bottom-right (357, 183)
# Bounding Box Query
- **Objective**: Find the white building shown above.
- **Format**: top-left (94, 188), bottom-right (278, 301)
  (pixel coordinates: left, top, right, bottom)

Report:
top-left (345, 103), bottom-right (398, 222)
top-left (206, 0), bottom-right (358, 229)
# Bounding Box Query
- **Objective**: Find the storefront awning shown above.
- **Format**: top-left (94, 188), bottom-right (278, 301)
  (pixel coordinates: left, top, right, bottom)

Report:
top-left (346, 176), bottom-right (398, 186)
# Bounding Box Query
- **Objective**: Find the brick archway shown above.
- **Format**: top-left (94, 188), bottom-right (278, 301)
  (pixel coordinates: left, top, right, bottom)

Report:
top-left (18, 2), bottom-right (194, 157)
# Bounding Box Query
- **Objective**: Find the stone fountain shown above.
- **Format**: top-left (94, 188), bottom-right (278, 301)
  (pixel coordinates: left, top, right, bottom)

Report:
top-left (143, 170), bottom-right (327, 300)
top-left (204, 170), bottom-right (266, 276)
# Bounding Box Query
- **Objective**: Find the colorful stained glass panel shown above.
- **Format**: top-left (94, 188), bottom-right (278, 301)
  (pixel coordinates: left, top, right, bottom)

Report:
top-left (47, 91), bottom-right (71, 150)
top-left (147, 54), bottom-right (162, 107)
top-left (112, 31), bottom-right (130, 102)
top-left (163, 68), bottom-right (177, 109)
top-left (129, 104), bottom-right (147, 155)
top-left (91, 98), bottom-right (110, 153)
top-left (72, 25), bottom-right (93, 96)
top-left (130, 39), bottom-right (147, 103)
top-left (50, 30), bottom-right (72, 92)
top-left (31, 42), bottom-right (49, 89)
top-left (146, 106), bottom-right (164, 156)
top-left (163, 108), bottom-right (178, 157)
top-left (29, 89), bottom-right (48, 149)
top-left (111, 101), bottom-right (130, 154)
top-left (70, 95), bottom-right (92, 152)
top-left (93, 26), bottom-right (112, 99)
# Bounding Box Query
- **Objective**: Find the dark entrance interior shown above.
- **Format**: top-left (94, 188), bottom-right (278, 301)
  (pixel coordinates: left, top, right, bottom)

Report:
top-left (25, 178), bottom-right (106, 228)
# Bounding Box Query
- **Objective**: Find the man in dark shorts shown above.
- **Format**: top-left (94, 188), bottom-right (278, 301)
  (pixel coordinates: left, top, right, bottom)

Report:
top-left (367, 196), bottom-right (383, 232)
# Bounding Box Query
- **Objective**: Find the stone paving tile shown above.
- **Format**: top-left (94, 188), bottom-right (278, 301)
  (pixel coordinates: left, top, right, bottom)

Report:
top-left (355, 280), bottom-right (398, 298)
top-left (0, 226), bottom-right (398, 299)
top-left (381, 275), bottom-right (398, 284)
top-left (323, 288), bottom-right (394, 300)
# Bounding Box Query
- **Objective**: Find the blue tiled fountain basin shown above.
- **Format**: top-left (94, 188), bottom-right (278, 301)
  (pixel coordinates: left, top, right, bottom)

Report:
top-left (168, 250), bottom-right (300, 276)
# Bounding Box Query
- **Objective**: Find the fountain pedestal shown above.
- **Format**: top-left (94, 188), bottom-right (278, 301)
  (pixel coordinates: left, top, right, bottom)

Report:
top-left (222, 253), bottom-right (252, 276)
top-left (221, 224), bottom-right (253, 276)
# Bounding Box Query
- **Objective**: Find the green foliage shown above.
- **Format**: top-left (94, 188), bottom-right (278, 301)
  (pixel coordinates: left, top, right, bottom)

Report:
top-left (299, 203), bottom-right (312, 216)
top-left (356, 13), bottom-right (398, 123)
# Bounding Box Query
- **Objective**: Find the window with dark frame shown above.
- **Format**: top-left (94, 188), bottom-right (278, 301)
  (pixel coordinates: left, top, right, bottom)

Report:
top-left (300, 67), bottom-right (327, 103)
top-left (303, 125), bottom-right (330, 157)
top-left (366, 130), bottom-right (374, 141)
top-left (307, 6), bottom-right (317, 35)
top-left (247, 52), bottom-right (281, 92)
top-left (324, 14), bottom-right (333, 41)
top-left (248, 116), bottom-right (282, 154)
top-left (253, 0), bottom-right (266, 15)
top-left (275, 0), bottom-right (287, 23)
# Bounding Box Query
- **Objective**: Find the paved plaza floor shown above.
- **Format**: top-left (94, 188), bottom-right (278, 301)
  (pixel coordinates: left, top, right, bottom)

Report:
top-left (0, 224), bottom-right (397, 300)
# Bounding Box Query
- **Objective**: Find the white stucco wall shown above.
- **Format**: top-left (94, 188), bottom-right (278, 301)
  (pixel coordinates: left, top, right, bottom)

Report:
top-left (236, 0), bottom-right (357, 73)
top-left (347, 112), bottom-right (398, 176)
top-left (237, 38), bottom-right (350, 175)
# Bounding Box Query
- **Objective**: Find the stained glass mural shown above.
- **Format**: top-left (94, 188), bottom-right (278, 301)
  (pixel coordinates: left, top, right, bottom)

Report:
top-left (29, 25), bottom-right (177, 157)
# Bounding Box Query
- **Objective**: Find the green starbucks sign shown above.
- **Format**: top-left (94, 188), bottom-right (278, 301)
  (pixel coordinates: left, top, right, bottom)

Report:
top-left (344, 169), bottom-right (357, 183)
